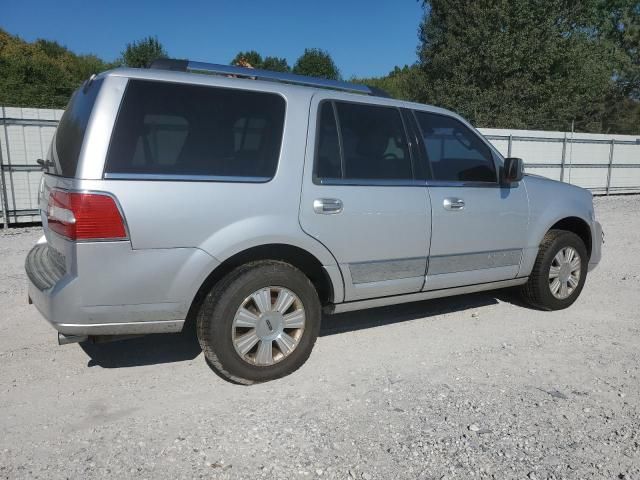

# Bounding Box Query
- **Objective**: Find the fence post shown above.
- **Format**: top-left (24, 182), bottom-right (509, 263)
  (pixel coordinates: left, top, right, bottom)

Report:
top-left (0, 107), bottom-right (10, 229)
top-left (560, 134), bottom-right (567, 182)
top-left (606, 139), bottom-right (615, 195)
top-left (507, 134), bottom-right (513, 157)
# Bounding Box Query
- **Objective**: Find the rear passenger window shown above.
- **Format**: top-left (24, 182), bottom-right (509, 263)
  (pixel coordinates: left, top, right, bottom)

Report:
top-left (315, 101), bottom-right (412, 182)
top-left (106, 80), bottom-right (285, 179)
top-left (414, 111), bottom-right (496, 183)
top-left (315, 103), bottom-right (342, 179)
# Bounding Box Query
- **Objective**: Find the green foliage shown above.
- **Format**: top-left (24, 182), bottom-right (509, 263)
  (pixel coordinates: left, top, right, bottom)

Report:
top-left (230, 51), bottom-right (290, 72)
top-left (352, 65), bottom-right (427, 101)
top-left (596, 0), bottom-right (640, 133)
top-left (0, 29), bottom-right (114, 108)
top-left (121, 36), bottom-right (167, 68)
top-left (293, 48), bottom-right (340, 80)
top-left (416, 0), bottom-right (640, 134)
top-left (261, 56), bottom-right (290, 72)
top-left (417, 0), bottom-right (610, 131)
top-left (597, 0), bottom-right (640, 99)
top-left (231, 50), bottom-right (263, 68)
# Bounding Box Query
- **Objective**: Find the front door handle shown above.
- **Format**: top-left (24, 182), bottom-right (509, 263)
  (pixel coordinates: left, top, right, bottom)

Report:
top-left (443, 198), bottom-right (465, 211)
top-left (313, 198), bottom-right (343, 214)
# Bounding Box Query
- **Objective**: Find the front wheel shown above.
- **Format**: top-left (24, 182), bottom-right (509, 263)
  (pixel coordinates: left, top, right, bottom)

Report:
top-left (197, 261), bottom-right (321, 384)
top-left (520, 229), bottom-right (588, 310)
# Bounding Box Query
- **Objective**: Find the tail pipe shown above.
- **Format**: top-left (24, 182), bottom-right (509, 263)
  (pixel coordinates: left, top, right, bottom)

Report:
top-left (58, 333), bottom-right (88, 345)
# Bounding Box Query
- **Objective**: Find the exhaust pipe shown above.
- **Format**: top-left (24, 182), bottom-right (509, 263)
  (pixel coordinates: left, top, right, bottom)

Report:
top-left (58, 333), bottom-right (89, 345)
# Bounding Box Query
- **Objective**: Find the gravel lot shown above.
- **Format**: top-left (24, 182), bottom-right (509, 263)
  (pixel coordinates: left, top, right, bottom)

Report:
top-left (1, 195), bottom-right (639, 480)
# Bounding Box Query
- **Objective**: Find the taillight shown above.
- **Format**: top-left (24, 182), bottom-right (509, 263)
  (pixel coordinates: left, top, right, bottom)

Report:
top-left (47, 189), bottom-right (128, 241)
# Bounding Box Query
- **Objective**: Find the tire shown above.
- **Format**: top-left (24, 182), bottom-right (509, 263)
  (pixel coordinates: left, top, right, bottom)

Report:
top-left (520, 229), bottom-right (589, 310)
top-left (196, 260), bottom-right (321, 384)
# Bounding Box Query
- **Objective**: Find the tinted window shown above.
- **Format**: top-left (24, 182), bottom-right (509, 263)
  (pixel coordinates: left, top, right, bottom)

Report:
top-left (50, 79), bottom-right (104, 177)
top-left (315, 103), bottom-right (342, 179)
top-left (106, 80), bottom-right (286, 179)
top-left (315, 101), bottom-right (412, 181)
top-left (414, 111), bottom-right (496, 183)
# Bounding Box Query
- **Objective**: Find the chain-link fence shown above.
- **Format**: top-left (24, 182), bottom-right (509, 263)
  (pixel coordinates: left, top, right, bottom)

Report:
top-left (1, 107), bottom-right (639, 227)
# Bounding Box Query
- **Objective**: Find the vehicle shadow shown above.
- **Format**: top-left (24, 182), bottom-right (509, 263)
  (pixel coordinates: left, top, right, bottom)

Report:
top-left (80, 327), bottom-right (202, 368)
top-left (320, 291), bottom-right (500, 336)
top-left (78, 290), bottom-right (509, 369)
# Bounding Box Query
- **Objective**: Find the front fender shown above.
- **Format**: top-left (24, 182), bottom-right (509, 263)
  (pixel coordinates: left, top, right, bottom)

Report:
top-left (519, 175), bottom-right (594, 277)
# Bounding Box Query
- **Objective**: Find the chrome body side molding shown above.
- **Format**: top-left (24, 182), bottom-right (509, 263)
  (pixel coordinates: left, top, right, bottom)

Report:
top-left (324, 277), bottom-right (528, 314)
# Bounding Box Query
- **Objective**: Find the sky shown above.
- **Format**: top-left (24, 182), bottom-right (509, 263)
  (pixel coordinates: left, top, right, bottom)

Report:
top-left (2, 0), bottom-right (426, 79)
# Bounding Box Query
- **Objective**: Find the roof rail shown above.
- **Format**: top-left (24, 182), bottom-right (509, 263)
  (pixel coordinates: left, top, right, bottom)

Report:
top-left (148, 58), bottom-right (390, 97)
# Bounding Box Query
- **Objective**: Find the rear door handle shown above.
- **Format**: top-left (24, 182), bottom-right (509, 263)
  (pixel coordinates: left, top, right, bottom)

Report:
top-left (443, 198), bottom-right (465, 211)
top-left (313, 198), bottom-right (343, 214)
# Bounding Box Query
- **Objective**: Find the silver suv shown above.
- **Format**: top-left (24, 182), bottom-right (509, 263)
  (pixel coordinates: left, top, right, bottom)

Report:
top-left (26, 60), bottom-right (603, 383)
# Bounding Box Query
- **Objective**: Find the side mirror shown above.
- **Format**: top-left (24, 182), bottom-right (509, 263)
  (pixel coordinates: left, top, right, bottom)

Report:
top-left (502, 157), bottom-right (524, 184)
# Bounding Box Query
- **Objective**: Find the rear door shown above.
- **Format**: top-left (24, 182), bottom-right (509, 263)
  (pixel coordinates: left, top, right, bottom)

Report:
top-left (299, 94), bottom-right (431, 302)
top-left (413, 110), bottom-right (529, 290)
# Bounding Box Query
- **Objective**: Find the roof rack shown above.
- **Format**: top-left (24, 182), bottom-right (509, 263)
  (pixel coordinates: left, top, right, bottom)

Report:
top-left (149, 58), bottom-right (390, 98)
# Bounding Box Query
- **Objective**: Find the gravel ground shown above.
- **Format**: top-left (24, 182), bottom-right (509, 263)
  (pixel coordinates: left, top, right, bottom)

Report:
top-left (1, 195), bottom-right (639, 480)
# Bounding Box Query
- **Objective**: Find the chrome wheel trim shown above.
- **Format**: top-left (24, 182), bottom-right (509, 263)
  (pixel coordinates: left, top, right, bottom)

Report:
top-left (548, 246), bottom-right (581, 300)
top-left (232, 286), bottom-right (306, 366)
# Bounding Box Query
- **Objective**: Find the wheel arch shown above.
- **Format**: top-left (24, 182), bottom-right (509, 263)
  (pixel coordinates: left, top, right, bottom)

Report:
top-left (548, 216), bottom-right (592, 258)
top-left (185, 244), bottom-right (337, 328)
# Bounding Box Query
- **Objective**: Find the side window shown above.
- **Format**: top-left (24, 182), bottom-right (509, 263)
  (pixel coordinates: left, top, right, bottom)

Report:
top-left (315, 102), bottom-right (342, 179)
top-left (414, 111), bottom-right (496, 183)
top-left (314, 101), bottom-right (413, 182)
top-left (106, 80), bottom-right (286, 179)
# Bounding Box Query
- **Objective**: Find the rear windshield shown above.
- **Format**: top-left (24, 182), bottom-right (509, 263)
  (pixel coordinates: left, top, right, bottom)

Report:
top-left (47, 79), bottom-right (103, 177)
top-left (105, 80), bottom-right (286, 180)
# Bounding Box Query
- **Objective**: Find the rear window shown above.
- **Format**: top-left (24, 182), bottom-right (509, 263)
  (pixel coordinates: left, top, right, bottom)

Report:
top-left (105, 80), bottom-right (286, 180)
top-left (48, 79), bottom-right (104, 177)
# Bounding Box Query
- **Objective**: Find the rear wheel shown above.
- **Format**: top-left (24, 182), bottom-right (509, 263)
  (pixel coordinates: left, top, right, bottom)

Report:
top-left (520, 229), bottom-right (588, 310)
top-left (197, 261), bottom-right (321, 384)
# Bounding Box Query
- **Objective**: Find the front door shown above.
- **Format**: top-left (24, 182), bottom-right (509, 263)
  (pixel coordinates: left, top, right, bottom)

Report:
top-left (299, 95), bottom-right (432, 302)
top-left (412, 110), bottom-right (529, 290)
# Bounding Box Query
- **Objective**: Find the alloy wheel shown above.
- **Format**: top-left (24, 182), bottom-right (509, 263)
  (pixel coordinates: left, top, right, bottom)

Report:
top-left (548, 246), bottom-right (581, 300)
top-left (231, 286), bottom-right (306, 366)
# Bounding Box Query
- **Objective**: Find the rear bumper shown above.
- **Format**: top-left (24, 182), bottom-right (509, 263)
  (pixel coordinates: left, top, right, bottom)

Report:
top-left (588, 220), bottom-right (603, 272)
top-left (28, 277), bottom-right (185, 335)
top-left (26, 239), bottom-right (218, 336)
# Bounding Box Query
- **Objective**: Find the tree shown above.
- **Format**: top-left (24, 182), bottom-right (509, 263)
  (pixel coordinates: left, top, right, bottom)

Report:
top-left (597, 0), bottom-right (640, 99)
top-left (293, 48), bottom-right (340, 80)
top-left (0, 29), bottom-right (113, 108)
top-left (596, 0), bottom-right (640, 133)
top-left (352, 64), bottom-right (427, 101)
top-left (417, 0), bottom-right (615, 132)
top-left (261, 56), bottom-right (290, 72)
top-left (231, 50), bottom-right (263, 68)
top-left (230, 52), bottom-right (290, 72)
top-left (121, 36), bottom-right (167, 68)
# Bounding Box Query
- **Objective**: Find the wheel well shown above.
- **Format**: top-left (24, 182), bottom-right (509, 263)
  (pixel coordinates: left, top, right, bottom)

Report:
top-left (186, 244), bottom-right (334, 327)
top-left (550, 217), bottom-right (592, 257)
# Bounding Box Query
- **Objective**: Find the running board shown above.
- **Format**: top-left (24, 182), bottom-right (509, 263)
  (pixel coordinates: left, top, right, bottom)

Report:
top-left (324, 277), bottom-right (528, 314)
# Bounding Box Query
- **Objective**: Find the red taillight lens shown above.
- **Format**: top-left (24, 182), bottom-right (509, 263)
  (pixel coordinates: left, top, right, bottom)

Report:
top-left (47, 189), bottom-right (127, 241)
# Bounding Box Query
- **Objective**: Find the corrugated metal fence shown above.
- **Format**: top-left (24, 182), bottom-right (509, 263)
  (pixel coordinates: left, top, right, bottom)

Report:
top-left (1, 107), bottom-right (639, 226)
top-left (480, 128), bottom-right (640, 194)
top-left (0, 107), bottom-right (64, 226)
